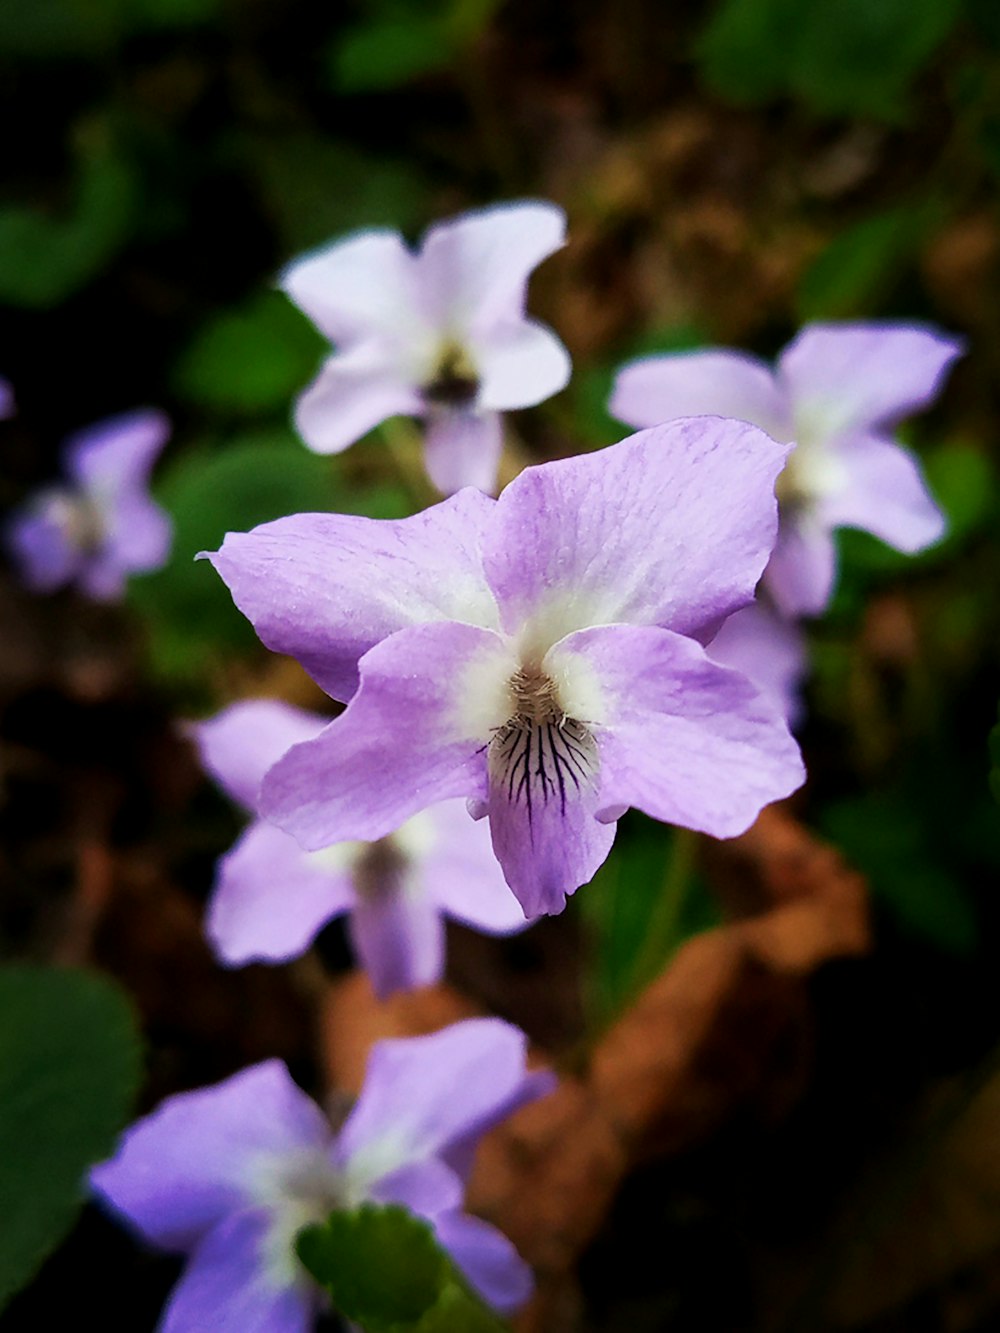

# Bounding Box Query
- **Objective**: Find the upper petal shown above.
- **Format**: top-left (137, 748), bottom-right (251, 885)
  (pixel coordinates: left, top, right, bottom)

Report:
top-left (610, 348), bottom-right (788, 439)
top-left (64, 408), bottom-right (171, 496)
top-left (205, 490), bottom-right (499, 702)
top-left (192, 699), bottom-right (330, 812)
top-left (417, 200), bottom-right (566, 331)
top-left (777, 322), bottom-right (964, 439)
top-left (90, 1062), bottom-right (330, 1251)
top-left (554, 623), bottom-right (805, 838)
top-left (473, 318), bottom-right (572, 411)
top-left (817, 431), bottom-right (946, 553)
top-left (485, 418), bottom-right (790, 647)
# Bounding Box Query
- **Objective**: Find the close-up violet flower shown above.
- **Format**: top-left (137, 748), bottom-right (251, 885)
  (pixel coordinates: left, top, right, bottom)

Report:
top-left (193, 698), bottom-right (528, 997)
top-left (280, 200), bottom-right (571, 496)
top-left (610, 322), bottom-right (962, 616)
top-left (91, 1020), bottom-right (553, 1330)
top-left (5, 409), bottom-right (172, 601)
top-left (206, 419), bottom-right (805, 918)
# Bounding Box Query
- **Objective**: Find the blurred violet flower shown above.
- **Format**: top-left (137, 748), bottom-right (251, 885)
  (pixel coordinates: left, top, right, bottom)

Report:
top-left (92, 1020), bottom-right (554, 1330)
top-left (610, 322), bottom-right (962, 617)
top-left (206, 419), bottom-right (805, 918)
top-left (707, 601), bottom-right (807, 729)
top-left (280, 201), bottom-right (571, 496)
top-left (0, 378), bottom-right (14, 418)
top-left (192, 698), bottom-right (527, 997)
top-left (5, 409), bottom-right (172, 601)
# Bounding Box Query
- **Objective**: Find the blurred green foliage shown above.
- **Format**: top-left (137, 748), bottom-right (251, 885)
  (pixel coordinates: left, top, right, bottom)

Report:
top-left (0, 967), bottom-right (140, 1312)
top-left (330, 0), bottom-right (503, 93)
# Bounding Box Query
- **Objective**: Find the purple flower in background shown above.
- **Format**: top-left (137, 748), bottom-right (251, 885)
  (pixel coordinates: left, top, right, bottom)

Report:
top-left (0, 378), bottom-right (14, 418)
top-left (280, 201), bottom-right (571, 496)
top-left (610, 323), bottom-right (962, 616)
top-left (192, 699), bottom-right (528, 997)
top-left (707, 602), bottom-right (807, 729)
top-left (5, 409), bottom-right (172, 601)
top-left (91, 1021), bottom-right (554, 1330)
top-left (206, 419), bottom-right (805, 918)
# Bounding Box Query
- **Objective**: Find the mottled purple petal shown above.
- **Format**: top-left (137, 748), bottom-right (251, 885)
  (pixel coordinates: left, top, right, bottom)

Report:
top-left (764, 514), bottom-right (838, 617)
top-left (207, 821), bottom-right (355, 966)
top-left (818, 431), bottom-right (946, 552)
top-left (260, 622), bottom-right (508, 849)
top-left (160, 1209), bottom-right (315, 1333)
top-left (418, 201), bottom-right (565, 330)
top-left (778, 323), bottom-right (964, 439)
top-left (485, 419), bottom-right (789, 644)
top-left (474, 319), bottom-right (571, 411)
top-left (192, 699), bottom-right (329, 812)
top-left (91, 1061), bottom-right (329, 1251)
top-left (5, 496), bottom-right (83, 592)
top-left (64, 409), bottom-right (170, 494)
top-left (294, 344), bottom-right (422, 455)
top-left (205, 491), bottom-right (499, 702)
top-left (348, 877), bottom-right (445, 999)
top-left (433, 1211), bottom-right (533, 1315)
top-left (610, 348), bottom-right (788, 439)
top-left (423, 409), bottom-right (503, 496)
top-left (421, 800), bottom-right (527, 933)
top-left (707, 602), bottom-right (808, 728)
top-left (554, 624), bottom-right (804, 838)
top-left (337, 1019), bottom-right (553, 1187)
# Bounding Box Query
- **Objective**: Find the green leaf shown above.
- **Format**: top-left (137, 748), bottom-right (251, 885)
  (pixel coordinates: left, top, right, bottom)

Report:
top-left (296, 1202), bottom-right (508, 1332)
top-left (797, 206), bottom-right (932, 322)
top-left (329, 0), bottom-right (502, 93)
top-left (0, 966), bottom-right (141, 1311)
top-left (173, 291), bottom-right (326, 415)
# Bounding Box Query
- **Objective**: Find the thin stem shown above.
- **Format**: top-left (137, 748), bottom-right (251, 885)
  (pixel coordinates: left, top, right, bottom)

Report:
top-left (627, 827), bottom-right (700, 999)
top-left (377, 417), bottom-right (439, 510)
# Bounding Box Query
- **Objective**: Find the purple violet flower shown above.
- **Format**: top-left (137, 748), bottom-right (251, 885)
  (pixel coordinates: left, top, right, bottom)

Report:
top-left (280, 201), bottom-right (571, 496)
top-left (192, 699), bottom-right (528, 996)
top-left (0, 378), bottom-right (14, 418)
top-left (610, 322), bottom-right (963, 617)
top-left (707, 601), bottom-right (807, 729)
top-left (92, 1020), bottom-right (554, 1330)
top-left (205, 419), bottom-right (805, 918)
top-left (5, 409), bottom-right (172, 601)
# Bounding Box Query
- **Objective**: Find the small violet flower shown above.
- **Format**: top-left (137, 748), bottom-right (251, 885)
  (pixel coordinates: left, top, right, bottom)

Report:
top-left (280, 201), bottom-right (571, 496)
top-left (92, 1020), bottom-right (554, 1330)
top-left (193, 699), bottom-right (528, 997)
top-left (206, 419), bottom-right (805, 918)
top-left (610, 322), bottom-right (962, 616)
top-left (0, 377), bottom-right (14, 418)
top-left (5, 409), bottom-right (172, 601)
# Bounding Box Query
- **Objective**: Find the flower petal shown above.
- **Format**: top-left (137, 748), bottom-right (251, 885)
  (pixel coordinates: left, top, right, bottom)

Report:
top-left (260, 622), bottom-right (510, 849)
top-left (294, 343), bottom-right (422, 455)
top-left (5, 498), bottom-right (83, 593)
top-left (707, 602), bottom-right (808, 728)
top-left (91, 1062), bottom-right (330, 1251)
top-left (474, 319), bottom-right (571, 411)
top-left (485, 418), bottom-right (789, 646)
top-left (778, 322), bottom-right (964, 439)
top-left (610, 348), bottom-right (788, 438)
top-left (279, 229), bottom-right (425, 344)
top-left (420, 800), bottom-right (528, 933)
top-left (160, 1209), bottom-right (315, 1333)
top-left (207, 821), bottom-right (354, 966)
top-left (192, 700), bottom-right (330, 812)
top-left (205, 491), bottom-right (499, 702)
top-left (433, 1211), bottom-right (534, 1315)
top-left (553, 624), bottom-right (804, 837)
top-left (817, 431), bottom-right (946, 552)
top-left (423, 409), bottom-right (503, 496)
top-left (337, 1019), bottom-right (554, 1189)
top-left (101, 487), bottom-right (172, 576)
top-left (417, 201), bottom-right (566, 330)
top-left (348, 878), bottom-right (445, 999)
top-left (64, 409), bottom-right (170, 494)
top-left (365, 1157), bottom-right (463, 1217)
top-left (764, 514), bottom-right (838, 617)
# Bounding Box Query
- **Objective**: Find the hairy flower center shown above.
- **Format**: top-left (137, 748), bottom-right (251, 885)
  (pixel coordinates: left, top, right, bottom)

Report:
top-left (488, 667), bottom-right (598, 820)
top-left (423, 341), bottom-right (479, 408)
top-left (352, 836), bottom-right (409, 901)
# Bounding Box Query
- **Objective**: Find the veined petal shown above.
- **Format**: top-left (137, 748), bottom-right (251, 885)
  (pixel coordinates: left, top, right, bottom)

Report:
top-left (160, 1209), bottom-right (315, 1333)
top-left (707, 601), bottom-right (808, 728)
top-left (778, 322), bottom-right (964, 439)
top-left (433, 1211), bottom-right (534, 1315)
top-left (554, 624), bottom-right (804, 837)
top-left (817, 431), bottom-right (946, 552)
top-left (764, 514), bottom-right (838, 617)
top-left (423, 409), bottom-right (503, 496)
top-left (192, 700), bottom-right (329, 812)
top-left (485, 418), bottom-right (789, 649)
top-left (421, 800), bottom-right (528, 933)
top-left (279, 229), bottom-right (426, 344)
top-left (474, 319), bottom-right (571, 411)
top-left (417, 201), bottom-right (566, 330)
top-left (64, 409), bottom-right (170, 495)
top-left (259, 622), bottom-right (512, 849)
top-left (91, 1062), bottom-right (330, 1251)
top-left (207, 821), bottom-right (355, 966)
top-left (348, 879), bottom-right (445, 999)
top-left (205, 490), bottom-right (499, 702)
top-left (610, 348), bottom-right (788, 439)
top-left (294, 343), bottom-right (422, 455)
top-left (337, 1019), bottom-right (552, 1191)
